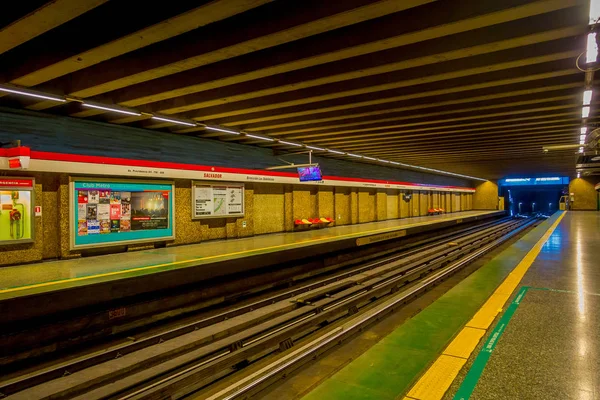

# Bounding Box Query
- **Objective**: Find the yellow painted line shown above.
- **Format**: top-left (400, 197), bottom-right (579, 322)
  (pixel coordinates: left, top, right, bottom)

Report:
top-left (407, 355), bottom-right (466, 399)
top-left (405, 211), bottom-right (566, 400)
top-left (0, 212), bottom-right (491, 295)
top-left (443, 327), bottom-right (486, 359)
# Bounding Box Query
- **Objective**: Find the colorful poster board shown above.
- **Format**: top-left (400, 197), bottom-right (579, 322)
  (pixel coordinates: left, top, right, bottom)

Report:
top-left (0, 178), bottom-right (35, 245)
top-left (192, 182), bottom-right (244, 219)
top-left (71, 178), bottom-right (175, 249)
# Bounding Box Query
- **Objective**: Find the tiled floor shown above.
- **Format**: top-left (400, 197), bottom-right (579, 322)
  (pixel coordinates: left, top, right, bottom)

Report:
top-left (470, 212), bottom-right (600, 399)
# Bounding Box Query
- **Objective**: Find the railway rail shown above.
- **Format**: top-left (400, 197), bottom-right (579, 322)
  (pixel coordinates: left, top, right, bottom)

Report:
top-left (0, 216), bottom-right (538, 400)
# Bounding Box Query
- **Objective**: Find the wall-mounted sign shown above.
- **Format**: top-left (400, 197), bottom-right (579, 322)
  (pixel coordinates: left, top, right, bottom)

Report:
top-left (500, 177), bottom-right (570, 186)
top-left (70, 178), bottom-right (175, 249)
top-left (192, 182), bottom-right (244, 219)
top-left (0, 177), bottom-right (35, 245)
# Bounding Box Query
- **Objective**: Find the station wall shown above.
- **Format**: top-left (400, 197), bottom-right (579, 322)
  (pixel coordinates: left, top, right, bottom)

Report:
top-left (0, 171), bottom-right (473, 267)
top-left (0, 108), bottom-right (475, 266)
top-left (569, 178), bottom-right (599, 211)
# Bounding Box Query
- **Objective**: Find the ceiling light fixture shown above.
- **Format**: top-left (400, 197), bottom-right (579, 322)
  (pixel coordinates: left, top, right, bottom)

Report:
top-left (580, 139), bottom-right (586, 144)
top-left (278, 140), bottom-right (302, 147)
top-left (581, 127), bottom-right (588, 134)
top-left (363, 156), bottom-right (377, 161)
top-left (347, 153), bottom-right (362, 158)
top-left (587, 33), bottom-right (598, 63)
top-left (580, 134), bottom-right (587, 141)
top-left (582, 106), bottom-right (591, 118)
top-left (245, 133), bottom-right (274, 141)
top-left (151, 115), bottom-right (196, 126)
top-left (590, 0), bottom-right (600, 24)
top-left (0, 84), bottom-right (66, 102)
top-left (579, 147), bottom-right (584, 153)
top-left (577, 172), bottom-right (581, 178)
top-left (306, 145), bottom-right (325, 151)
top-left (583, 89), bottom-right (593, 105)
top-left (83, 102), bottom-right (141, 116)
top-left (205, 126), bottom-right (240, 134)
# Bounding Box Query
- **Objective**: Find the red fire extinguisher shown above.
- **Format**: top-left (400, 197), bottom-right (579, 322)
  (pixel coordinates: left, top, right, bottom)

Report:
top-left (10, 207), bottom-right (22, 239)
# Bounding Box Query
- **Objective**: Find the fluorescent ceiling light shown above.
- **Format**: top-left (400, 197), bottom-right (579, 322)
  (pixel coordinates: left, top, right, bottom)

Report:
top-left (389, 161), bottom-right (400, 165)
top-left (379, 159), bottom-right (390, 163)
top-left (83, 102), bottom-right (141, 116)
top-left (577, 172), bottom-right (581, 178)
top-left (347, 153), bottom-right (362, 158)
top-left (278, 140), bottom-right (302, 147)
top-left (363, 156), bottom-right (377, 161)
top-left (205, 126), bottom-right (240, 134)
top-left (579, 147), bottom-right (584, 153)
top-left (327, 149), bottom-right (345, 154)
top-left (306, 145), bottom-right (325, 151)
top-left (0, 85), bottom-right (66, 102)
top-left (151, 115), bottom-right (196, 126)
top-left (580, 134), bottom-right (587, 141)
top-left (587, 33), bottom-right (598, 63)
top-left (583, 90), bottom-right (593, 106)
top-left (582, 106), bottom-right (591, 118)
top-left (581, 127), bottom-right (588, 134)
top-left (590, 0), bottom-right (600, 24)
top-left (245, 133), bottom-right (274, 141)
top-left (580, 139), bottom-right (586, 144)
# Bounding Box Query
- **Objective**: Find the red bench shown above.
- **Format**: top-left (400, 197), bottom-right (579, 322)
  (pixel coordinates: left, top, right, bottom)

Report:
top-left (294, 217), bottom-right (334, 227)
top-left (428, 208), bottom-right (445, 215)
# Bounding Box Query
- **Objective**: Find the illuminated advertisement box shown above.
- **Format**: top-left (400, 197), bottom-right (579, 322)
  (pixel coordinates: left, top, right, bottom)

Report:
top-left (70, 178), bottom-right (175, 249)
top-left (0, 177), bottom-right (35, 245)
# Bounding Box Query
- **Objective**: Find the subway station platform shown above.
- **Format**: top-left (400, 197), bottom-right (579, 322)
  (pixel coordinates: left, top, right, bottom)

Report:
top-left (0, 210), bottom-right (501, 324)
top-left (303, 211), bottom-right (599, 400)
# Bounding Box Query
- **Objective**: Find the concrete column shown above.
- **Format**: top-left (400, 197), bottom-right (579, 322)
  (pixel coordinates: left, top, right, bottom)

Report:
top-left (569, 178), bottom-right (599, 210)
top-left (473, 181), bottom-right (499, 210)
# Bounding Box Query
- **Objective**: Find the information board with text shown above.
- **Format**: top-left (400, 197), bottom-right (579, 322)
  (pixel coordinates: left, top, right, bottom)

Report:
top-left (192, 182), bottom-right (244, 218)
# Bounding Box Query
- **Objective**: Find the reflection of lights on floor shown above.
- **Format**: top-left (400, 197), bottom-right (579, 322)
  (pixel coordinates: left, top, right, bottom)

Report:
top-left (576, 227), bottom-right (585, 317)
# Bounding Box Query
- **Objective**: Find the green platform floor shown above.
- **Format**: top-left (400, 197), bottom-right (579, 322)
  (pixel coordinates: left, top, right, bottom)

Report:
top-left (302, 212), bottom-right (564, 400)
top-left (0, 210), bottom-right (499, 301)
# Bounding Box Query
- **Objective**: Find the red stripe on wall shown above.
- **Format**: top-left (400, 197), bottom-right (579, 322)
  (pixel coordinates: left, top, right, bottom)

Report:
top-left (29, 150), bottom-right (476, 191)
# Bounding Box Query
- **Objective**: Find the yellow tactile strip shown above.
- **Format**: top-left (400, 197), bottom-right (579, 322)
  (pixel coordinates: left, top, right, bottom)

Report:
top-left (405, 212), bottom-right (566, 400)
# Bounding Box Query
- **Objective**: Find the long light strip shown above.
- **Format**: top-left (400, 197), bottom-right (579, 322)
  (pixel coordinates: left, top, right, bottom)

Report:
top-left (0, 83), bottom-right (488, 181)
top-left (205, 126), bottom-right (240, 135)
top-left (0, 85), bottom-right (66, 102)
top-left (278, 140), bottom-right (302, 147)
top-left (582, 106), bottom-right (591, 118)
top-left (245, 133), bottom-right (274, 141)
top-left (326, 149), bottom-right (345, 154)
top-left (581, 127), bottom-right (588, 134)
top-left (590, 0), bottom-right (600, 25)
top-left (583, 90), bottom-right (593, 106)
top-left (151, 115), bottom-right (196, 127)
top-left (587, 33), bottom-right (598, 63)
top-left (83, 102), bottom-right (141, 116)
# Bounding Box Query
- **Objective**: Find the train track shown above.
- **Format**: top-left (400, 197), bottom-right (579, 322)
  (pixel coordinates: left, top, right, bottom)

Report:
top-left (0, 216), bottom-right (537, 400)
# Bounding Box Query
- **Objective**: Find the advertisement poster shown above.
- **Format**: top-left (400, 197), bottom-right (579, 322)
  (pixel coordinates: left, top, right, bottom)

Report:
top-left (192, 182), bottom-right (244, 219)
top-left (72, 179), bottom-right (174, 249)
top-left (0, 178), bottom-right (35, 244)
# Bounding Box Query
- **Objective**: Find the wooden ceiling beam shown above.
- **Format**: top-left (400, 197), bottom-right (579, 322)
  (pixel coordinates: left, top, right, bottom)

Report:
top-left (187, 49), bottom-right (580, 121)
top-left (270, 95), bottom-right (579, 137)
top-left (139, 15), bottom-right (586, 115)
top-left (0, 0), bottom-right (107, 55)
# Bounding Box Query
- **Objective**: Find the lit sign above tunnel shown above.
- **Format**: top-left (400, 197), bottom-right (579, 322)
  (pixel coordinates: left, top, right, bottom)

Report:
top-left (499, 177), bottom-right (569, 186)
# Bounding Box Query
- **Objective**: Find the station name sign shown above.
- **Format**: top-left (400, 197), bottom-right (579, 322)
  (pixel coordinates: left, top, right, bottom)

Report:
top-left (500, 177), bottom-right (569, 186)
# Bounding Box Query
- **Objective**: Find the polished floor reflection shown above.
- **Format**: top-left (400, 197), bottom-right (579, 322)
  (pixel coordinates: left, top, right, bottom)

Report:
top-left (471, 212), bottom-right (600, 400)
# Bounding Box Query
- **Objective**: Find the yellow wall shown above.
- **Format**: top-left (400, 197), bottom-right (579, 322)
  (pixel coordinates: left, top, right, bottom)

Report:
top-left (569, 178), bottom-right (598, 211)
top-left (473, 181), bottom-right (499, 210)
top-left (0, 173), bottom-right (477, 266)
